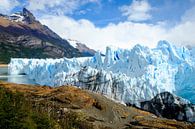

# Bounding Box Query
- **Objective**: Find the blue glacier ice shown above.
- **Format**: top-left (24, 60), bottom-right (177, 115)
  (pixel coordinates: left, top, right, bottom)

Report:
top-left (8, 40), bottom-right (195, 107)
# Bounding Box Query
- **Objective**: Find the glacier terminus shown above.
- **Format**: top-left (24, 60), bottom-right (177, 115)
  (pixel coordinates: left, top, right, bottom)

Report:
top-left (8, 40), bottom-right (195, 122)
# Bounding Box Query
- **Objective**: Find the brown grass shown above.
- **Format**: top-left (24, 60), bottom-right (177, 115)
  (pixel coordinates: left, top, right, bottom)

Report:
top-left (0, 64), bottom-right (8, 67)
top-left (0, 82), bottom-right (95, 108)
top-left (0, 82), bottom-right (194, 129)
top-left (132, 119), bottom-right (193, 129)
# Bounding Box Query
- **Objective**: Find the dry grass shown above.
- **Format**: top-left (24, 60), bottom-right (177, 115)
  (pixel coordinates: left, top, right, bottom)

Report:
top-left (131, 118), bottom-right (194, 129)
top-left (0, 82), bottom-right (194, 129)
top-left (52, 86), bottom-right (95, 108)
top-left (0, 82), bottom-right (95, 108)
top-left (0, 17), bottom-right (24, 28)
top-left (0, 18), bottom-right (10, 27)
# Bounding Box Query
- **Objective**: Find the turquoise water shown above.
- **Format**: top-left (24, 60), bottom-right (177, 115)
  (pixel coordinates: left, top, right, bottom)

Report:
top-left (0, 66), bottom-right (37, 85)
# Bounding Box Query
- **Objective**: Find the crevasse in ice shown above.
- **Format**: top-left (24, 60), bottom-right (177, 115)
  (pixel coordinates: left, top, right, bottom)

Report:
top-left (8, 40), bottom-right (195, 106)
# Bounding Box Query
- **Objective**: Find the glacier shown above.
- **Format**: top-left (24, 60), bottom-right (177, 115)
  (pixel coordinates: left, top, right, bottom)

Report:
top-left (8, 40), bottom-right (195, 107)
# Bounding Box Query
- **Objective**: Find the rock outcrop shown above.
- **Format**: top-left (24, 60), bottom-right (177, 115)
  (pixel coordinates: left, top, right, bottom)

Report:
top-left (67, 39), bottom-right (96, 56)
top-left (141, 92), bottom-right (195, 122)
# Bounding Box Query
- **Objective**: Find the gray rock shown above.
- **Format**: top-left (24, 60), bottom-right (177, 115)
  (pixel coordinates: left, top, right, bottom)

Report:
top-left (141, 92), bottom-right (195, 122)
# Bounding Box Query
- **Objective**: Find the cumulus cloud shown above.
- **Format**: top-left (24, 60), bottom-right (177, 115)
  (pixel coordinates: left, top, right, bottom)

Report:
top-left (38, 2), bottom-right (195, 51)
top-left (166, 5), bottom-right (195, 47)
top-left (119, 0), bottom-right (152, 22)
top-left (0, 0), bottom-right (19, 14)
top-left (27, 0), bottom-right (100, 15)
top-left (40, 15), bottom-right (167, 51)
top-left (40, 7), bottom-right (195, 51)
top-left (166, 21), bottom-right (195, 47)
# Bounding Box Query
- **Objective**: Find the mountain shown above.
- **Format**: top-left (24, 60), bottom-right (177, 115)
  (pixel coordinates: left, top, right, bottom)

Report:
top-left (8, 41), bottom-right (195, 119)
top-left (67, 39), bottom-right (96, 56)
top-left (0, 81), bottom-right (194, 129)
top-left (0, 8), bottom-right (82, 63)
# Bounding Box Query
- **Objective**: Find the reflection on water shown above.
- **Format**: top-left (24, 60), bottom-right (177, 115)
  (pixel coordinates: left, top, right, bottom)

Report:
top-left (0, 66), bottom-right (37, 85)
top-left (0, 66), bottom-right (8, 75)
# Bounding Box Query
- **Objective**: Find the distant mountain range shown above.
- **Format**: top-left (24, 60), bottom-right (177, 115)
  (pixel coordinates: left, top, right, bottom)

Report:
top-left (0, 8), bottom-right (95, 63)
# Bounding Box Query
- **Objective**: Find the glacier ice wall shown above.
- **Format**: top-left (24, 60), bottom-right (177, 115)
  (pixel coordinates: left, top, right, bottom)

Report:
top-left (8, 40), bottom-right (195, 106)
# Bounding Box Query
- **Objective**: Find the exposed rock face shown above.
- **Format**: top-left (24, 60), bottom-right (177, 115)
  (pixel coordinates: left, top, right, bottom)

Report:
top-left (22, 8), bottom-right (36, 24)
top-left (0, 8), bottom-right (81, 63)
top-left (67, 39), bottom-right (96, 56)
top-left (141, 92), bottom-right (195, 122)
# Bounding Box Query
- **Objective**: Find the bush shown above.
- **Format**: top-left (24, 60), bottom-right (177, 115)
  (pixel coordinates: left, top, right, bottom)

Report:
top-left (0, 87), bottom-right (94, 129)
top-left (0, 87), bottom-right (58, 129)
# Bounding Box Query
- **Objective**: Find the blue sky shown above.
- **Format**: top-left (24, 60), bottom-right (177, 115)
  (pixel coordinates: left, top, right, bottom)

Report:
top-left (8, 0), bottom-right (194, 27)
top-left (0, 0), bottom-right (195, 50)
top-left (71, 0), bottom-right (194, 27)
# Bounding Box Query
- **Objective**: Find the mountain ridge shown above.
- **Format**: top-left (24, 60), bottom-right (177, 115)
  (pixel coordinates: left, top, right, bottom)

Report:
top-left (67, 39), bottom-right (96, 56)
top-left (0, 8), bottom-right (82, 63)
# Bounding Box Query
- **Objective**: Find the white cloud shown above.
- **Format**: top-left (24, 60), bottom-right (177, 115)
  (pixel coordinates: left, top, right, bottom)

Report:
top-left (181, 6), bottom-right (195, 22)
top-left (40, 10), bottom-right (195, 51)
top-left (0, 0), bottom-right (19, 14)
top-left (120, 0), bottom-right (152, 22)
top-left (166, 21), bottom-right (195, 47)
top-left (39, 1), bottom-right (195, 51)
top-left (40, 15), bottom-right (167, 51)
top-left (167, 6), bottom-right (195, 47)
top-left (27, 0), bottom-right (100, 15)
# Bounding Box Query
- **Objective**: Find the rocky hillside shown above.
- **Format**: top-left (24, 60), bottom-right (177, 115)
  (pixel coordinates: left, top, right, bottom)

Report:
top-left (0, 81), bottom-right (194, 129)
top-left (67, 39), bottom-right (96, 56)
top-left (0, 8), bottom-right (82, 64)
top-left (141, 92), bottom-right (195, 122)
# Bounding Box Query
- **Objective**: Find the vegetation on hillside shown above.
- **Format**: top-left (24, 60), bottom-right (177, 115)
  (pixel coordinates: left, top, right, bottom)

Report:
top-left (0, 87), bottom-right (90, 129)
top-left (0, 82), bottom-right (194, 129)
top-left (0, 87), bottom-right (57, 129)
top-left (0, 42), bottom-right (47, 64)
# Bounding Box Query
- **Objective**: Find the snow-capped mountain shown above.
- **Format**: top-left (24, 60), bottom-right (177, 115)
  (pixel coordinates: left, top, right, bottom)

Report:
top-left (7, 8), bottom-right (37, 23)
top-left (0, 8), bottom-right (82, 63)
top-left (67, 39), bottom-right (96, 56)
top-left (8, 40), bottom-right (195, 121)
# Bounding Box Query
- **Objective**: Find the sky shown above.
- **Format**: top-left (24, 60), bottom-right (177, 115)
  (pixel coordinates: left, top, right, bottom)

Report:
top-left (0, 0), bottom-right (195, 51)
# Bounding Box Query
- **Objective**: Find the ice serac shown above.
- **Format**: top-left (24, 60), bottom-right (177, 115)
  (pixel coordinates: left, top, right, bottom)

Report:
top-left (8, 41), bottom-right (195, 109)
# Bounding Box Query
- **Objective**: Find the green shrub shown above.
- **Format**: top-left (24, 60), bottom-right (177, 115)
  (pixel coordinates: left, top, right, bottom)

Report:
top-left (0, 87), bottom-right (58, 129)
top-left (0, 87), bottom-right (93, 129)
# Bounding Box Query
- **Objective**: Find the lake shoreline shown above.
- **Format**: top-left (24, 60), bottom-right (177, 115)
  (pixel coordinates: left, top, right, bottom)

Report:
top-left (0, 64), bottom-right (8, 67)
top-left (0, 66), bottom-right (37, 85)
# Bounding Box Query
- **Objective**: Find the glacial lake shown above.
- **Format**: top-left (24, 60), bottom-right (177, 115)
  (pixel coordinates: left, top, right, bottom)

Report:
top-left (0, 66), bottom-right (37, 85)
